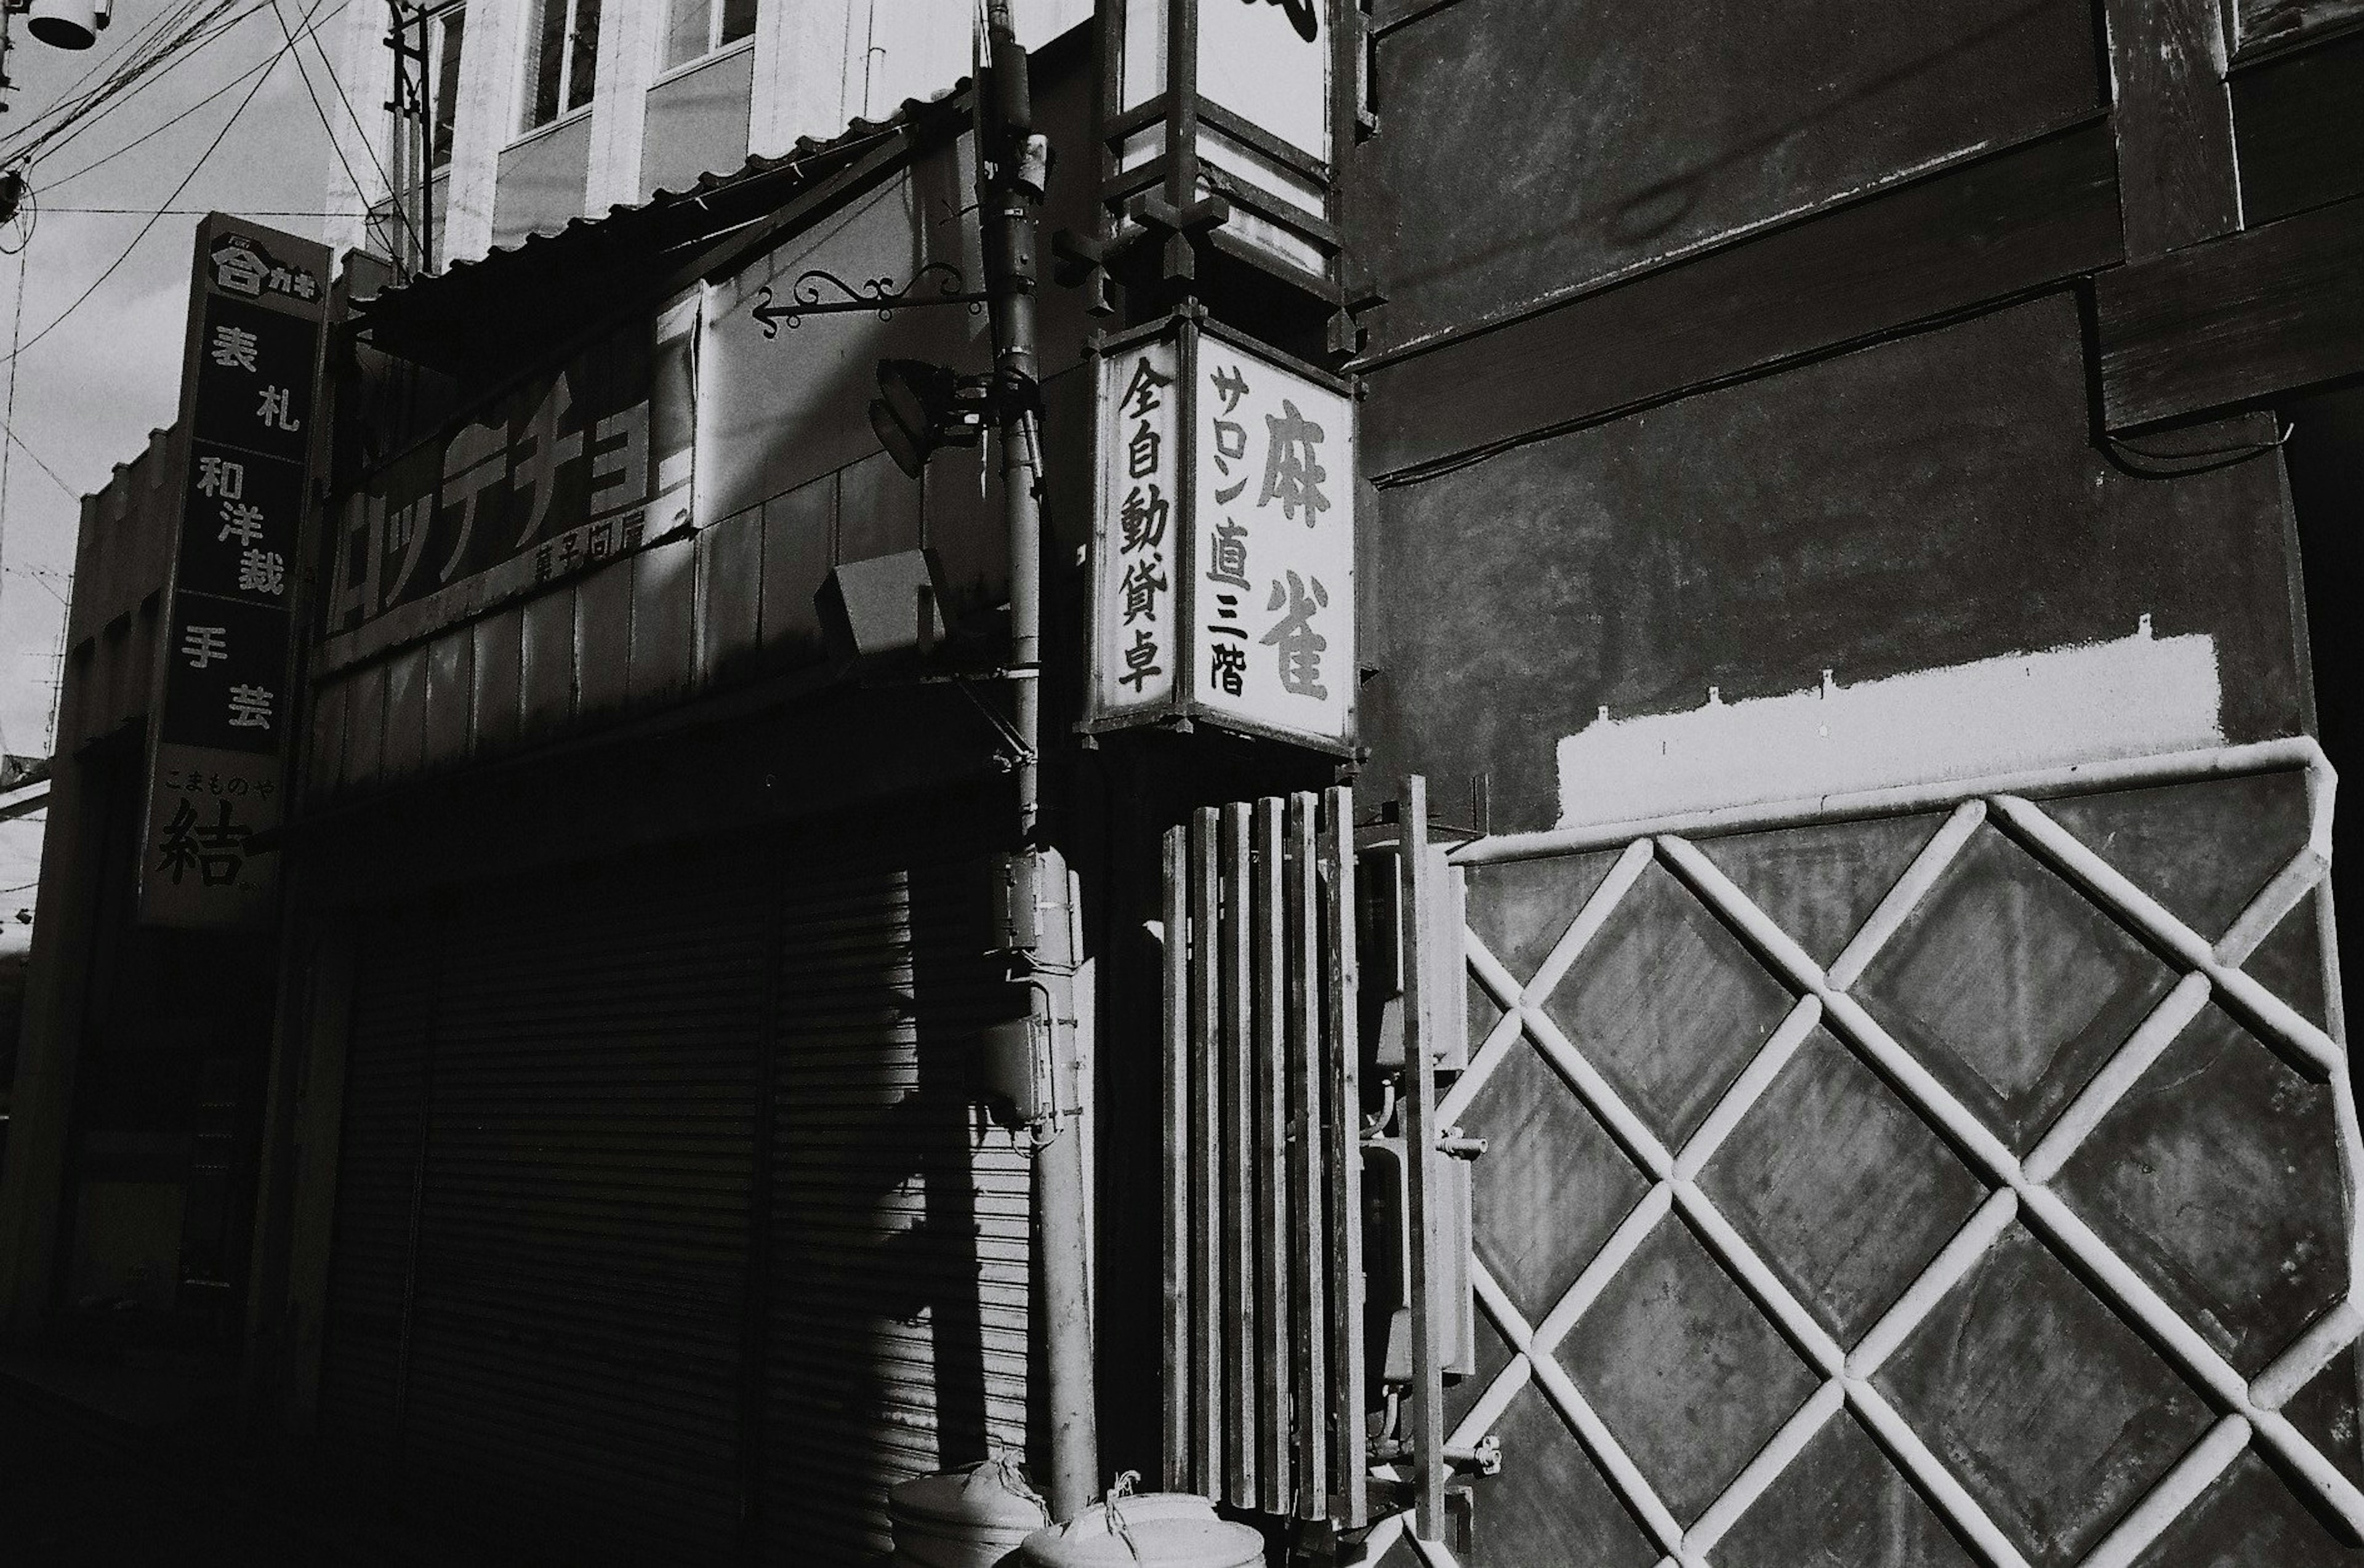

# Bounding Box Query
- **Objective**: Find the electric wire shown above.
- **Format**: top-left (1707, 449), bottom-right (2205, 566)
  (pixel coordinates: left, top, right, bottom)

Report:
top-left (0, 0), bottom-right (334, 371)
top-left (0, 0), bottom-right (203, 158)
top-left (1, 0), bottom-right (261, 171)
top-left (267, 0), bottom-right (420, 259)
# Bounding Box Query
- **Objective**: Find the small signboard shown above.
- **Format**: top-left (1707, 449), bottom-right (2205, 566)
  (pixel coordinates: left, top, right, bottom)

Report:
top-left (1085, 315), bottom-right (1356, 752)
top-left (139, 217), bottom-right (330, 928)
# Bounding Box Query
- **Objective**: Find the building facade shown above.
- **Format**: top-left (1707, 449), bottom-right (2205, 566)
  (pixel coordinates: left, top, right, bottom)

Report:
top-left (7, 1), bottom-right (2364, 1566)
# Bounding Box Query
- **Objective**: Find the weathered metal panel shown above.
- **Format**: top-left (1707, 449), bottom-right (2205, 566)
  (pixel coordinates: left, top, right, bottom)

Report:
top-left (837, 451), bottom-right (923, 563)
top-left (1348, 0), bottom-right (2100, 355)
top-left (1364, 294), bottom-right (2306, 834)
top-left (337, 659), bottom-right (387, 797)
top-left (695, 508), bottom-right (764, 688)
top-left (758, 476), bottom-right (834, 668)
top-left (627, 534), bottom-right (698, 706)
top-left (422, 627), bottom-right (474, 770)
top-left (470, 606), bottom-right (524, 755)
top-left (519, 584), bottom-right (576, 738)
top-left (575, 560), bottom-right (635, 720)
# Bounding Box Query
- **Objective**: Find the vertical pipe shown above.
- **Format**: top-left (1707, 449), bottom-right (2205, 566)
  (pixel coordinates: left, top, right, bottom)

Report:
top-left (1162, 825), bottom-right (1192, 1492)
top-left (1399, 778), bottom-right (1445, 1541)
top-left (979, 1), bottom-right (1098, 1520)
top-left (1322, 786), bottom-right (1368, 1526)
top-left (1254, 795), bottom-right (1292, 1514)
top-left (1191, 807), bottom-right (1224, 1495)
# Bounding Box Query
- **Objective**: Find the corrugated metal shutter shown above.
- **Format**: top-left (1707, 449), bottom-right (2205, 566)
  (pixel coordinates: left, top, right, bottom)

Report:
top-left (401, 841), bottom-right (771, 1567)
top-left (317, 796), bottom-right (1033, 1567)
top-left (317, 906), bottom-right (437, 1461)
top-left (760, 834), bottom-right (1034, 1566)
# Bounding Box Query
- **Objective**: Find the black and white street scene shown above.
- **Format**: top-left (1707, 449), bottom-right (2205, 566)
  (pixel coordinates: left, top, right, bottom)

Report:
top-left (2, 1), bottom-right (2363, 1563)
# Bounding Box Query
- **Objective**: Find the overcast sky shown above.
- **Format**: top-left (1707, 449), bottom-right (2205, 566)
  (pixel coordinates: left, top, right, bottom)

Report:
top-left (1, 2), bottom-right (344, 763)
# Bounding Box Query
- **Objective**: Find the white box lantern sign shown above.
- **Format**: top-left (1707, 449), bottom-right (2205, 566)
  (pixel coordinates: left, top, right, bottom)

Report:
top-left (1085, 315), bottom-right (1357, 752)
top-left (1098, 0), bottom-right (1346, 289)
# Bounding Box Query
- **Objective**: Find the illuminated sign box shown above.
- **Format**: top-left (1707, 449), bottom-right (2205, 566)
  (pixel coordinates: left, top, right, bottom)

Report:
top-left (1098, 0), bottom-right (1348, 292)
top-left (1084, 313), bottom-right (1356, 753)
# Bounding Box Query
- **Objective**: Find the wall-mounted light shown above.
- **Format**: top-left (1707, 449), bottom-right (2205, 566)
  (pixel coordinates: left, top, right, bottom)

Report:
top-left (869, 358), bottom-right (993, 478)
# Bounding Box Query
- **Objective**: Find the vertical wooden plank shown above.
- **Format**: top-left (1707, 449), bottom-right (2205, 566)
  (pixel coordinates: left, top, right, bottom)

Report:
top-left (1190, 808), bottom-right (1223, 1497)
top-left (381, 643), bottom-right (429, 781)
top-left (1322, 785), bottom-right (1368, 1527)
top-left (577, 557), bottom-right (637, 718)
top-left (1288, 792), bottom-right (1328, 1517)
top-left (1163, 823), bottom-right (1193, 1494)
top-left (1255, 797), bottom-right (1292, 1515)
top-left (696, 507), bottom-right (765, 688)
top-left (1399, 777), bottom-right (1445, 1542)
top-left (2104, 0), bottom-right (2240, 260)
top-left (627, 533), bottom-right (699, 706)
top-left (1221, 800), bottom-right (1260, 1510)
top-left (470, 605), bottom-right (524, 755)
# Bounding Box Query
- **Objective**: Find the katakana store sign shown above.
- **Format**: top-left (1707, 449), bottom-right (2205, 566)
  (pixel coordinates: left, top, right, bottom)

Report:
top-left (139, 216), bottom-right (329, 928)
top-left (321, 291), bottom-right (698, 667)
top-left (1083, 315), bottom-right (1356, 752)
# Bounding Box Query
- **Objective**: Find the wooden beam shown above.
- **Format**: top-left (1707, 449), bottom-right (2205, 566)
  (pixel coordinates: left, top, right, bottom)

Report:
top-left (2096, 193), bottom-right (2364, 429)
top-left (2231, 26), bottom-right (2364, 226)
top-left (2102, 0), bottom-right (2240, 259)
top-left (1362, 119), bottom-right (2121, 482)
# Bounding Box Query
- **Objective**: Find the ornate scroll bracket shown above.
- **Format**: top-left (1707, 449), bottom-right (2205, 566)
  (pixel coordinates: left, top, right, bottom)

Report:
top-left (750, 262), bottom-right (989, 337)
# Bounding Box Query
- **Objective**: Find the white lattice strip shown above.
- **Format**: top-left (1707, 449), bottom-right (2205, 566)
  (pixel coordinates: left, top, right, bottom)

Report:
top-left (1522, 1007), bottom-right (1674, 1180)
top-left (1526, 1346), bottom-right (1686, 1552)
top-left (2216, 846), bottom-right (2331, 968)
top-left (1463, 928), bottom-right (1522, 1014)
top-left (1676, 996), bottom-right (1824, 1181)
top-left (1849, 1380), bottom-right (2036, 1568)
top-left (1673, 1180), bottom-right (1846, 1376)
top-left (1407, 1531), bottom-right (1465, 1568)
top-left (1847, 1189), bottom-right (2020, 1379)
top-left (1441, 984), bottom-right (1530, 1128)
top-left (1532, 1184), bottom-right (1676, 1353)
top-left (1991, 795), bottom-right (2341, 1077)
top-left (2017, 1185), bottom-right (2364, 1532)
top-left (2253, 1300), bottom-right (2364, 1412)
top-left (1655, 835), bottom-right (1828, 990)
top-left (2023, 973), bottom-right (2213, 1185)
top-left (1683, 1377), bottom-right (1848, 1556)
top-left (2081, 1414), bottom-right (2253, 1568)
top-left (1827, 800), bottom-right (1988, 992)
top-left (1524, 838), bottom-right (1655, 1005)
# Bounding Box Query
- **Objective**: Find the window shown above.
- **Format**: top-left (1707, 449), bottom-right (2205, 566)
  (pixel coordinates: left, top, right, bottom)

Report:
top-left (430, 6), bottom-right (465, 168)
top-left (522, 0), bottom-right (602, 131)
top-left (663, 0), bottom-right (757, 71)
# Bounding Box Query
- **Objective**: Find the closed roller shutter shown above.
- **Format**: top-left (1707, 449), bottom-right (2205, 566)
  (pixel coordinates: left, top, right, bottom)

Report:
top-left (402, 841), bottom-right (771, 1567)
top-left (317, 794), bottom-right (1032, 1567)
top-left (760, 830), bottom-right (1034, 1566)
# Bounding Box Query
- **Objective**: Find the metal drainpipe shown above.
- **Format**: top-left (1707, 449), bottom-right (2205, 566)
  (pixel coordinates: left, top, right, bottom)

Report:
top-left (979, 1), bottom-right (1101, 1522)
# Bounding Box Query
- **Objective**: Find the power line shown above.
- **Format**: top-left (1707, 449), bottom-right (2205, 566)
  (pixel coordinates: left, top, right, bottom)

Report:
top-left (34, 206), bottom-right (345, 216)
top-left (2, 425), bottom-right (78, 501)
top-left (268, 0), bottom-right (418, 257)
top-left (0, 0), bottom-right (335, 372)
top-left (34, 0), bottom-right (356, 195)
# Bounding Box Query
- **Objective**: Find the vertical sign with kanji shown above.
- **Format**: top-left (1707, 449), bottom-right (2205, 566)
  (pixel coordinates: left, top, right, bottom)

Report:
top-left (138, 216), bottom-right (328, 928)
top-left (1084, 317), bottom-right (1355, 752)
top-left (1190, 336), bottom-right (1353, 746)
top-left (1089, 335), bottom-right (1182, 719)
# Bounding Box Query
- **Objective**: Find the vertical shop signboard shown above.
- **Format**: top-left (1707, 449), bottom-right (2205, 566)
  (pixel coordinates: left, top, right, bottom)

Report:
top-left (138, 216), bottom-right (329, 928)
top-left (1084, 315), bottom-right (1355, 752)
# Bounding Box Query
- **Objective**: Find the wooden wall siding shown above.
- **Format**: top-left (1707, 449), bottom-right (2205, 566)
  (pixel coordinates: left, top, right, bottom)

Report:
top-left (1360, 294), bottom-right (2306, 833)
top-left (1357, 121), bottom-right (2121, 482)
top-left (1346, 0), bottom-right (2101, 358)
top-left (2237, 0), bottom-right (2364, 51)
top-left (1360, 743), bottom-right (2360, 1568)
top-left (2231, 28), bottom-right (2364, 226)
top-left (310, 446), bottom-right (1012, 805)
top-left (2095, 195), bottom-right (2364, 430)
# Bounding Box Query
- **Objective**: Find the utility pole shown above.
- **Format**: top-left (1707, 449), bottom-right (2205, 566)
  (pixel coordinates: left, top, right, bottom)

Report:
top-left (978, 1), bottom-right (1100, 1522)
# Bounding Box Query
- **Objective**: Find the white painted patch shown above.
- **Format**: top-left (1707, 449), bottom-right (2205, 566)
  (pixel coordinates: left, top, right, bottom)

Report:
top-left (1556, 619), bottom-right (2223, 829)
